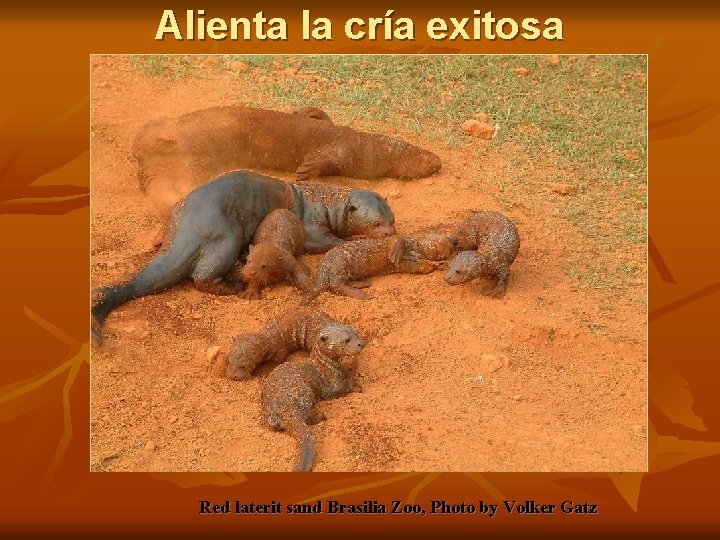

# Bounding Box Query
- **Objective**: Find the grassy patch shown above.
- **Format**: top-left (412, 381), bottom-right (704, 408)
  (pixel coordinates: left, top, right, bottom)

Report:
top-left (129, 55), bottom-right (194, 79)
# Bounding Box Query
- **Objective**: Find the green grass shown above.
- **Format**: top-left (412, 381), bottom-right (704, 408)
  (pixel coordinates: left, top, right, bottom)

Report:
top-left (129, 54), bottom-right (647, 296)
top-left (129, 55), bottom-right (194, 79)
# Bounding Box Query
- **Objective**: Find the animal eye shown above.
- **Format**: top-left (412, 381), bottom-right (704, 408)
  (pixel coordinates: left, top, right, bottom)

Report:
top-left (373, 221), bottom-right (381, 227)
top-left (261, 264), bottom-right (266, 269)
top-left (345, 337), bottom-right (351, 344)
top-left (455, 269), bottom-right (460, 273)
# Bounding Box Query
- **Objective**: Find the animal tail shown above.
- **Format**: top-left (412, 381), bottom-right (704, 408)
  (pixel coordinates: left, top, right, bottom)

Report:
top-left (91, 241), bottom-right (197, 345)
top-left (294, 423), bottom-right (315, 472)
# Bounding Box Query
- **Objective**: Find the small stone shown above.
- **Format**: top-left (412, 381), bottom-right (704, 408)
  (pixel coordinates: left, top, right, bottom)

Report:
top-left (203, 56), bottom-right (220, 66)
top-left (145, 440), bottom-right (156, 451)
top-left (461, 120), bottom-right (495, 139)
top-left (191, 312), bottom-right (203, 320)
top-left (281, 67), bottom-right (299, 76)
top-left (623, 149), bottom-right (641, 162)
top-left (515, 67), bottom-right (529, 76)
top-left (388, 188), bottom-right (401, 199)
top-left (512, 394), bottom-right (522, 401)
top-left (170, 415), bottom-right (179, 424)
top-left (206, 345), bottom-right (221, 362)
top-left (548, 55), bottom-right (560, 65)
top-left (478, 354), bottom-right (507, 375)
top-left (548, 182), bottom-right (578, 196)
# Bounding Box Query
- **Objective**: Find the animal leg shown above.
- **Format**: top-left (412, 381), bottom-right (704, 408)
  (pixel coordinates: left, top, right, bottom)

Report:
top-left (289, 259), bottom-right (313, 291)
top-left (388, 237), bottom-right (406, 266)
top-left (296, 157), bottom-right (341, 181)
top-left (330, 284), bottom-right (372, 300)
top-left (482, 268), bottom-right (510, 298)
top-left (191, 233), bottom-right (242, 296)
top-left (239, 282), bottom-right (263, 300)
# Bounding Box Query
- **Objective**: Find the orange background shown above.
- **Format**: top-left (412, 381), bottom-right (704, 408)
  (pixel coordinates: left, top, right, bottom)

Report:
top-left (1, 0), bottom-right (719, 536)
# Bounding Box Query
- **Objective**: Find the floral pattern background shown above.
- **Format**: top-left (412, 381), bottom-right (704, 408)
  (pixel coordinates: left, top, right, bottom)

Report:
top-left (1, 3), bottom-right (719, 535)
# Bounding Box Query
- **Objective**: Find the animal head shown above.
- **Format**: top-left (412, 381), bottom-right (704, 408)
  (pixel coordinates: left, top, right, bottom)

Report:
top-left (375, 136), bottom-right (441, 179)
top-left (444, 250), bottom-right (483, 285)
top-left (242, 243), bottom-right (289, 285)
top-left (225, 334), bottom-right (265, 381)
top-left (344, 189), bottom-right (396, 238)
top-left (316, 323), bottom-right (366, 358)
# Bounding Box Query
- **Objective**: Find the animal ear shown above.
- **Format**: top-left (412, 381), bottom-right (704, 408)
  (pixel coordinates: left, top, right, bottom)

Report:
top-left (248, 244), bottom-right (255, 252)
top-left (347, 204), bottom-right (357, 213)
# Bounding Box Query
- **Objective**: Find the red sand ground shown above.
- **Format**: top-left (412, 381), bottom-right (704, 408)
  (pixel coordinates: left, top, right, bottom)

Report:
top-left (90, 56), bottom-right (646, 472)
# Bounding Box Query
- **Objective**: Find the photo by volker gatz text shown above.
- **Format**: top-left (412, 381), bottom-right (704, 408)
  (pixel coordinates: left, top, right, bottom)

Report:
top-left (198, 499), bottom-right (599, 516)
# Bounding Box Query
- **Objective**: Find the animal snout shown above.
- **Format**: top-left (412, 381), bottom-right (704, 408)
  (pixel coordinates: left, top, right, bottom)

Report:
top-left (355, 339), bottom-right (366, 350)
top-left (426, 153), bottom-right (441, 174)
top-left (378, 225), bottom-right (396, 237)
top-left (226, 363), bottom-right (251, 381)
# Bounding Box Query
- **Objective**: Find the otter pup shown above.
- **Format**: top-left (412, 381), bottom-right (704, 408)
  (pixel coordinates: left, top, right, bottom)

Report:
top-left (313, 235), bottom-right (447, 300)
top-left (238, 209), bottom-right (311, 300)
top-left (225, 306), bottom-right (335, 381)
top-left (444, 211), bottom-right (520, 297)
top-left (261, 323), bottom-right (365, 472)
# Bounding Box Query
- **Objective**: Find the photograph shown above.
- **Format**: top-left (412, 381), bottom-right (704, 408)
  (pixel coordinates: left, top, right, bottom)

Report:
top-left (90, 54), bottom-right (647, 472)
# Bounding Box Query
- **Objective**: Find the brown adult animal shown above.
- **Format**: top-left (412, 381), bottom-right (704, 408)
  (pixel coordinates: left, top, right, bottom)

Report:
top-left (237, 209), bottom-right (311, 300)
top-left (261, 323), bottom-right (365, 472)
top-left (132, 105), bottom-right (441, 222)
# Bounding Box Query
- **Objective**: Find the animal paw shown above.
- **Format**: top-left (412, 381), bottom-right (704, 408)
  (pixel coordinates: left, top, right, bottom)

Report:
top-left (239, 289), bottom-right (262, 300)
top-left (295, 160), bottom-right (323, 180)
top-left (481, 284), bottom-right (506, 298)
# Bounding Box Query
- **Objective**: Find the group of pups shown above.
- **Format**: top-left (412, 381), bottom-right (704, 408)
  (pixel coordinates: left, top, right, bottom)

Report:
top-left (91, 104), bottom-right (520, 471)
